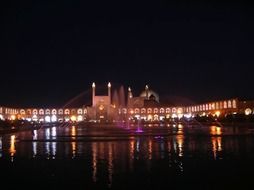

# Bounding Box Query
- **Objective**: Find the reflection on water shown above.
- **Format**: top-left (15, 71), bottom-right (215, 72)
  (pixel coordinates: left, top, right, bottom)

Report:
top-left (211, 137), bottom-right (222, 160)
top-left (1, 124), bottom-right (254, 189)
top-left (9, 135), bottom-right (16, 161)
top-left (210, 126), bottom-right (222, 135)
top-left (92, 142), bottom-right (97, 183)
top-left (0, 137), bottom-right (2, 158)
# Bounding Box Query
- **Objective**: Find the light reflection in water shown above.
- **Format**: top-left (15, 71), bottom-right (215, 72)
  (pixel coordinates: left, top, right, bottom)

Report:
top-left (52, 142), bottom-right (56, 159)
top-left (71, 126), bottom-right (76, 158)
top-left (10, 135), bottom-right (16, 161)
top-left (176, 135), bottom-right (184, 157)
top-left (71, 126), bottom-right (76, 139)
top-left (32, 130), bottom-right (38, 157)
top-left (148, 139), bottom-right (152, 160)
top-left (92, 143), bottom-right (97, 182)
top-left (45, 128), bottom-right (50, 140)
top-left (210, 126), bottom-right (222, 135)
top-left (211, 137), bottom-right (223, 159)
top-left (108, 143), bottom-right (113, 188)
top-left (0, 137), bottom-right (2, 158)
top-left (177, 124), bottom-right (184, 135)
top-left (51, 127), bottom-right (57, 140)
top-left (129, 140), bottom-right (134, 171)
top-left (46, 142), bottom-right (50, 159)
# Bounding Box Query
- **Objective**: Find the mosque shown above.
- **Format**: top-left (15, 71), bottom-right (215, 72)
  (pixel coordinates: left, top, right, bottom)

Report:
top-left (0, 82), bottom-right (254, 123)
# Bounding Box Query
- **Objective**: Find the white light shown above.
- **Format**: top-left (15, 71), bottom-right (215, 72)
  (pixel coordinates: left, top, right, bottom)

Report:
top-left (0, 114), bottom-right (3, 120)
top-left (51, 115), bottom-right (57, 122)
top-left (245, 108), bottom-right (252, 116)
top-left (45, 116), bottom-right (51, 123)
top-left (172, 114), bottom-right (177, 118)
top-left (77, 115), bottom-right (83, 121)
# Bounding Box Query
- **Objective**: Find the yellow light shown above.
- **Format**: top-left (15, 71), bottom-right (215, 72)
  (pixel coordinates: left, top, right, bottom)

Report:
top-left (215, 111), bottom-right (221, 117)
top-left (10, 115), bottom-right (16, 120)
top-left (71, 115), bottom-right (76, 121)
top-left (99, 105), bottom-right (104, 111)
top-left (10, 135), bottom-right (16, 157)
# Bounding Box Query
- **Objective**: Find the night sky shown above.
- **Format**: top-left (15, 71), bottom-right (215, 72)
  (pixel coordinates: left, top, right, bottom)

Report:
top-left (1, 1), bottom-right (254, 107)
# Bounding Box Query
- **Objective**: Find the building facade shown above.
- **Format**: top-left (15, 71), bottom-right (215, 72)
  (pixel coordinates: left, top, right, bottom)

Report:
top-left (0, 82), bottom-right (254, 122)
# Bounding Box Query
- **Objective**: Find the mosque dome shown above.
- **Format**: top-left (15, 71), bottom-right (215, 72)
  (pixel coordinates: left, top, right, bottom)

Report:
top-left (140, 86), bottom-right (159, 102)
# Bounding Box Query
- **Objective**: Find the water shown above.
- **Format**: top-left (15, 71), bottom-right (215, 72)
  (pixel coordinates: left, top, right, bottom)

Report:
top-left (1, 124), bottom-right (254, 189)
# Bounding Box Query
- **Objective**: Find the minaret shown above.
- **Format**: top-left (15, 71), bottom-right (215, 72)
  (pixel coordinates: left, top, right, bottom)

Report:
top-left (92, 82), bottom-right (96, 107)
top-left (128, 87), bottom-right (133, 99)
top-left (145, 85), bottom-right (149, 100)
top-left (108, 82), bottom-right (111, 104)
top-left (127, 87), bottom-right (133, 107)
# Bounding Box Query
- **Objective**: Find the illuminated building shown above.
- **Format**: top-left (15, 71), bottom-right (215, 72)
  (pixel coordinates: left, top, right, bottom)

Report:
top-left (0, 82), bottom-right (254, 123)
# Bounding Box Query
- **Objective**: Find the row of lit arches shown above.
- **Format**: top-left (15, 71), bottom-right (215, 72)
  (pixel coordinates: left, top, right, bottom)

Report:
top-left (19, 108), bottom-right (87, 115)
top-left (119, 107), bottom-right (183, 114)
top-left (186, 99), bottom-right (237, 113)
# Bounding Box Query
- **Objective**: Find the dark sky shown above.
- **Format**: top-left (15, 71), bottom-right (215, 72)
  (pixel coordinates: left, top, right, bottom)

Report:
top-left (1, 1), bottom-right (254, 107)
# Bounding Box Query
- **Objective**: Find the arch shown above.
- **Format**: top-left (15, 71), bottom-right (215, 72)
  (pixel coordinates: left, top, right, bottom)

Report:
top-left (27, 109), bottom-right (32, 115)
top-left (20, 109), bottom-right (26, 115)
top-left (223, 101), bottom-right (227, 109)
top-left (232, 100), bottom-right (237, 108)
top-left (32, 109), bottom-right (38, 115)
top-left (39, 109), bottom-right (44, 115)
top-left (64, 109), bottom-right (70, 115)
top-left (147, 108), bottom-right (152, 114)
top-left (84, 109), bottom-right (87, 114)
top-left (141, 108), bottom-right (146, 114)
top-left (77, 109), bottom-right (83, 114)
top-left (166, 108), bottom-right (170, 113)
top-left (45, 109), bottom-right (50, 115)
top-left (58, 109), bottom-right (63, 115)
top-left (71, 109), bottom-right (76, 115)
top-left (172, 107), bottom-right (177, 113)
top-left (154, 108), bottom-right (158, 114)
top-left (134, 108), bottom-right (140, 114)
top-left (154, 114), bottom-right (159, 121)
top-left (228, 100), bottom-right (232, 108)
top-left (160, 108), bottom-right (165, 114)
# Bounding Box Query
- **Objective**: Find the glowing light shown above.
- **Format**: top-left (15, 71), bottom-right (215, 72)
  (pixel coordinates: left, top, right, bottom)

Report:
top-left (147, 114), bottom-right (153, 121)
top-left (10, 135), bottom-right (16, 158)
top-left (215, 111), bottom-right (221, 117)
top-left (210, 126), bottom-right (222, 135)
top-left (45, 116), bottom-right (51, 122)
top-left (92, 82), bottom-right (96, 88)
top-left (108, 82), bottom-right (111, 88)
top-left (71, 126), bottom-right (76, 138)
top-left (171, 114), bottom-right (177, 118)
top-left (10, 115), bottom-right (16, 120)
top-left (176, 135), bottom-right (184, 157)
top-left (245, 108), bottom-right (252, 116)
top-left (51, 115), bottom-right (57, 122)
top-left (32, 115), bottom-right (38, 121)
top-left (77, 115), bottom-right (83, 121)
top-left (99, 105), bottom-right (104, 111)
top-left (92, 143), bottom-right (97, 182)
top-left (51, 127), bottom-right (57, 137)
top-left (71, 115), bottom-right (77, 122)
top-left (0, 114), bottom-right (3, 120)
